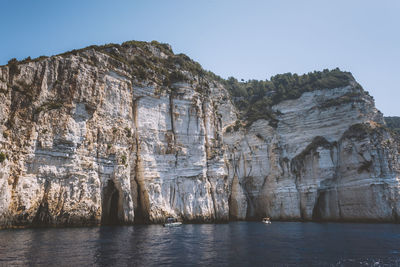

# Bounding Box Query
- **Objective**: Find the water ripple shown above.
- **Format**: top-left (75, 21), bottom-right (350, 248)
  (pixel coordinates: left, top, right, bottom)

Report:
top-left (0, 222), bottom-right (399, 266)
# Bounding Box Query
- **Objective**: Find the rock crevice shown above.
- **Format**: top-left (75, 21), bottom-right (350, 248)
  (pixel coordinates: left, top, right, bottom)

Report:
top-left (0, 42), bottom-right (399, 227)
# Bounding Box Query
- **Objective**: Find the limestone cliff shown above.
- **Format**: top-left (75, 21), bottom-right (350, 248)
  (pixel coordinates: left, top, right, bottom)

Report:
top-left (0, 41), bottom-right (399, 227)
top-left (226, 86), bottom-right (400, 221)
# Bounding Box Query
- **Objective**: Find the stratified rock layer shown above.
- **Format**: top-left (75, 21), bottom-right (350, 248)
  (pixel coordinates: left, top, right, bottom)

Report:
top-left (0, 42), bottom-right (399, 227)
top-left (225, 86), bottom-right (400, 221)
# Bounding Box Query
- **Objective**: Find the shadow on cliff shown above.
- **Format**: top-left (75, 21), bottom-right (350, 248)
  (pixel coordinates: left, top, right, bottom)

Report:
top-left (101, 180), bottom-right (122, 225)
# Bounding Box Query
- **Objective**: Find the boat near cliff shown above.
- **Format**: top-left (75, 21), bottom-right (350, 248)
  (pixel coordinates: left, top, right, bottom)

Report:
top-left (0, 40), bottom-right (399, 228)
top-left (163, 217), bottom-right (182, 227)
top-left (262, 217), bottom-right (271, 224)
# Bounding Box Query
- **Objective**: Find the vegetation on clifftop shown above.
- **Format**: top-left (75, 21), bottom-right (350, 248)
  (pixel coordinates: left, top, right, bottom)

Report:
top-left (384, 117), bottom-right (400, 135)
top-left (4, 40), bottom-right (204, 89)
top-left (222, 69), bottom-right (357, 127)
top-left (4, 41), bottom-right (362, 129)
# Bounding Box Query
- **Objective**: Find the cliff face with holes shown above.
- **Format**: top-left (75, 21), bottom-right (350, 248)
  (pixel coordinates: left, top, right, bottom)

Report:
top-left (226, 86), bottom-right (400, 221)
top-left (0, 42), bottom-right (399, 228)
top-left (0, 42), bottom-right (238, 227)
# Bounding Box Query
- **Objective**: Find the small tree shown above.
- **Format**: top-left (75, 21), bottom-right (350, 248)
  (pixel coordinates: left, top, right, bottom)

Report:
top-left (8, 58), bottom-right (20, 79)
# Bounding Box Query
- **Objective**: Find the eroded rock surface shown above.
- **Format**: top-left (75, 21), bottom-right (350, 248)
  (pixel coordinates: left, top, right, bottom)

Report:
top-left (225, 86), bottom-right (400, 221)
top-left (0, 42), bottom-right (399, 227)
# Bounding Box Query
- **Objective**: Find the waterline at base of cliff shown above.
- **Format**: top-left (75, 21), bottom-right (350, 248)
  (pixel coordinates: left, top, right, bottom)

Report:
top-left (0, 41), bottom-right (399, 228)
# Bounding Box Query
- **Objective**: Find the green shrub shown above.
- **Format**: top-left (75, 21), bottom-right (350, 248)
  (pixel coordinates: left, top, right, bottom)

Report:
top-left (121, 40), bottom-right (148, 49)
top-left (224, 68), bottom-right (356, 128)
top-left (7, 58), bottom-right (20, 77)
top-left (47, 102), bottom-right (63, 110)
top-left (318, 92), bottom-right (362, 109)
top-left (20, 56), bottom-right (32, 63)
top-left (150, 40), bottom-right (173, 54)
top-left (168, 71), bottom-right (188, 84)
top-left (125, 127), bottom-right (131, 137)
top-left (34, 101), bottom-right (63, 115)
top-left (121, 154), bottom-right (127, 165)
top-left (233, 120), bottom-right (242, 131)
top-left (342, 123), bottom-right (372, 141)
top-left (384, 117), bottom-right (400, 135)
top-left (0, 152), bottom-right (6, 163)
top-left (34, 56), bottom-right (48, 62)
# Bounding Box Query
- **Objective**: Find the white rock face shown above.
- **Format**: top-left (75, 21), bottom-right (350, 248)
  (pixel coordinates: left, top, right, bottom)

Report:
top-left (224, 85), bottom-right (400, 221)
top-left (0, 44), bottom-right (399, 228)
top-left (0, 46), bottom-right (237, 227)
top-left (132, 81), bottom-right (232, 222)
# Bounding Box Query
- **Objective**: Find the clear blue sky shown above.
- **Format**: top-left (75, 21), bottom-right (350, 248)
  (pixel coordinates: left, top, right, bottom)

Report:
top-left (1, 0), bottom-right (399, 115)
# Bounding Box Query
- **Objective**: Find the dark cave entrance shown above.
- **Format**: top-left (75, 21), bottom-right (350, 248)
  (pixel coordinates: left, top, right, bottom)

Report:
top-left (101, 180), bottom-right (121, 225)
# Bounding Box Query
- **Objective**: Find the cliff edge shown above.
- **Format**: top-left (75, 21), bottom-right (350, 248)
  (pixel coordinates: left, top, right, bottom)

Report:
top-left (0, 41), bottom-right (399, 227)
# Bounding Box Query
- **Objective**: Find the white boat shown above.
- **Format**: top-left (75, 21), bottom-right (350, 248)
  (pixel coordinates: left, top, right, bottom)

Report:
top-left (163, 217), bottom-right (182, 227)
top-left (262, 217), bottom-right (271, 224)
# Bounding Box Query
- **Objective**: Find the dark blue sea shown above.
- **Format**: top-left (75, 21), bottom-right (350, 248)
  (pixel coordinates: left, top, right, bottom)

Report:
top-left (0, 222), bottom-right (399, 266)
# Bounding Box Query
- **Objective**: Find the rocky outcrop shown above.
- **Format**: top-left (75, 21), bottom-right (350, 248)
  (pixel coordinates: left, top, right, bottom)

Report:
top-left (225, 86), bottom-right (400, 221)
top-left (0, 41), bottom-right (399, 227)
